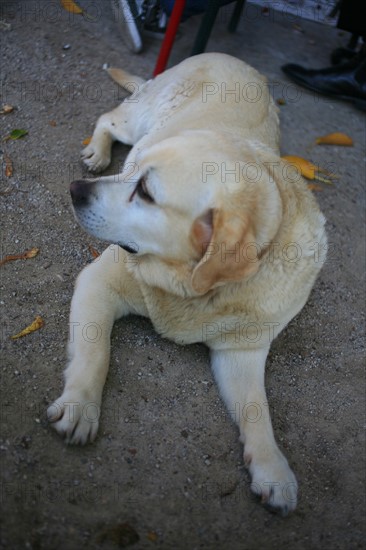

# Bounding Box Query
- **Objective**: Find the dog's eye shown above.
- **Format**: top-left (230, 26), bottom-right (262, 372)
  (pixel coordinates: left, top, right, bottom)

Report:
top-left (136, 177), bottom-right (154, 203)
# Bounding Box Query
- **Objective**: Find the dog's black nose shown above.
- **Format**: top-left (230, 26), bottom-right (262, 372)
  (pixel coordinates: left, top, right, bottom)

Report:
top-left (70, 180), bottom-right (95, 206)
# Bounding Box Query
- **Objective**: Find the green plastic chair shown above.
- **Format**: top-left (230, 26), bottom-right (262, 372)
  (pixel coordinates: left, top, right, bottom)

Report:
top-left (191, 0), bottom-right (247, 55)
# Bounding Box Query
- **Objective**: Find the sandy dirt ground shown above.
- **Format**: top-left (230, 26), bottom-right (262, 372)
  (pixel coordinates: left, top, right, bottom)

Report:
top-left (1, 1), bottom-right (365, 548)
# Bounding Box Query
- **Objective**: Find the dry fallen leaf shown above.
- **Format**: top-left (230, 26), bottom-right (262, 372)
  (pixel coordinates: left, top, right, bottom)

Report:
top-left (3, 128), bottom-right (28, 142)
top-left (307, 183), bottom-right (323, 192)
top-left (0, 20), bottom-right (11, 31)
top-left (282, 155), bottom-right (336, 184)
top-left (23, 248), bottom-right (39, 259)
top-left (0, 188), bottom-right (13, 196)
top-left (96, 522), bottom-right (140, 546)
top-left (89, 245), bottom-right (100, 259)
top-left (11, 316), bottom-right (45, 340)
top-left (0, 247), bottom-right (39, 267)
top-left (49, 120), bottom-right (57, 127)
top-left (315, 132), bottom-right (353, 146)
top-left (60, 0), bottom-right (83, 14)
top-left (82, 136), bottom-right (92, 146)
top-left (4, 153), bottom-right (13, 177)
top-left (147, 531), bottom-right (158, 542)
top-left (0, 104), bottom-right (14, 115)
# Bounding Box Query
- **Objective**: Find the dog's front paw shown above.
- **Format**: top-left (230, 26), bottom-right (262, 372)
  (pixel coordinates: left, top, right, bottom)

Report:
top-left (246, 449), bottom-right (298, 516)
top-left (81, 144), bottom-right (111, 173)
top-left (47, 389), bottom-right (101, 445)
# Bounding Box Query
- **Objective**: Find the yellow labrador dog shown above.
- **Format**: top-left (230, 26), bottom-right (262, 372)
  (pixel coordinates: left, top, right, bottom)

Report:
top-left (48, 53), bottom-right (327, 515)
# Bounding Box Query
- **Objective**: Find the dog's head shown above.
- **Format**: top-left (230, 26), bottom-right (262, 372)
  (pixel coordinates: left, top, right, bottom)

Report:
top-left (71, 131), bottom-right (283, 295)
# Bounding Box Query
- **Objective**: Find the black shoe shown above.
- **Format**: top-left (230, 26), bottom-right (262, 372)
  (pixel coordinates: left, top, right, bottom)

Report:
top-left (331, 46), bottom-right (359, 65)
top-left (331, 34), bottom-right (360, 65)
top-left (282, 52), bottom-right (366, 111)
top-left (140, 0), bottom-right (167, 38)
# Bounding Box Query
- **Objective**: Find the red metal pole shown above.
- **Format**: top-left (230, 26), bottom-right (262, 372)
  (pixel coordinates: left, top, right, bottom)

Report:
top-left (153, 0), bottom-right (187, 76)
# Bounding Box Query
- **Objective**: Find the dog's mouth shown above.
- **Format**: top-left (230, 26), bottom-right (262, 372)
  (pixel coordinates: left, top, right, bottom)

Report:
top-left (116, 243), bottom-right (139, 254)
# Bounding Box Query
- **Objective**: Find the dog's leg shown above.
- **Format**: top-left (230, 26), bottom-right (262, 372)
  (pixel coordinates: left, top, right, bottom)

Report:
top-left (81, 66), bottom-right (150, 173)
top-left (81, 103), bottom-right (137, 173)
top-left (211, 348), bottom-right (298, 515)
top-left (47, 246), bottom-right (146, 444)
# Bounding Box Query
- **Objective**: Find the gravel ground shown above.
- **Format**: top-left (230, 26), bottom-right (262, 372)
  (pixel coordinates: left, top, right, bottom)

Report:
top-left (1, 1), bottom-right (365, 549)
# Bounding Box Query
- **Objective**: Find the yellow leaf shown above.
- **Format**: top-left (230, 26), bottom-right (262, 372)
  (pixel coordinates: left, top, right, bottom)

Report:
top-left (307, 183), bottom-right (323, 192)
top-left (11, 316), bottom-right (45, 340)
top-left (60, 0), bottom-right (83, 14)
top-left (315, 132), bottom-right (353, 146)
top-left (282, 155), bottom-right (335, 184)
top-left (282, 155), bottom-right (316, 179)
top-left (82, 136), bottom-right (92, 146)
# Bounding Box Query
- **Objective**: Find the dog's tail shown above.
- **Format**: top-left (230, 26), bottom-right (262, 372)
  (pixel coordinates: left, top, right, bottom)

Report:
top-left (104, 66), bottom-right (146, 93)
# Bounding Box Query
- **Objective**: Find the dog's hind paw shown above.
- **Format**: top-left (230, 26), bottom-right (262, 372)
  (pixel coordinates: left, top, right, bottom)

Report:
top-left (47, 390), bottom-right (100, 445)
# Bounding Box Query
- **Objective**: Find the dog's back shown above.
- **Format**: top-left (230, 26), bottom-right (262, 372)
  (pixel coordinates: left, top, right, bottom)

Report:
top-left (107, 53), bottom-right (280, 153)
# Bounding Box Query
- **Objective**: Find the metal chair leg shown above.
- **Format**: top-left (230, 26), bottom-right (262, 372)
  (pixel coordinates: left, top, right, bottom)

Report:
top-left (228, 0), bottom-right (246, 33)
top-left (190, 0), bottom-right (222, 56)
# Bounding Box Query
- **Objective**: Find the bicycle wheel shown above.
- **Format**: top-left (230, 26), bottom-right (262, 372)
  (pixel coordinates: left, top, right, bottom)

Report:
top-left (111, 0), bottom-right (143, 53)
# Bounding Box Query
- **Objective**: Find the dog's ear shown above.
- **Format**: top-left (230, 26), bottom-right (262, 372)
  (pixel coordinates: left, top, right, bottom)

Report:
top-left (190, 209), bottom-right (214, 257)
top-left (191, 208), bottom-right (260, 294)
